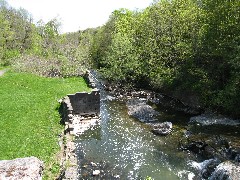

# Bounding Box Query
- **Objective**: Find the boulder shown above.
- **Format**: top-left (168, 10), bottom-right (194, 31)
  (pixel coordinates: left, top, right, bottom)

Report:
top-left (189, 114), bottom-right (240, 126)
top-left (93, 170), bottom-right (100, 176)
top-left (127, 98), bottom-right (159, 122)
top-left (180, 140), bottom-right (209, 154)
top-left (210, 161), bottom-right (240, 180)
top-left (152, 93), bottom-right (201, 115)
top-left (151, 122), bottom-right (173, 135)
top-left (188, 158), bottom-right (221, 179)
top-left (0, 157), bottom-right (44, 180)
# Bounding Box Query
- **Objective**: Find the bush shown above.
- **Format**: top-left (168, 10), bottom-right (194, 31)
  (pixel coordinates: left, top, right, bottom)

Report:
top-left (12, 54), bottom-right (87, 77)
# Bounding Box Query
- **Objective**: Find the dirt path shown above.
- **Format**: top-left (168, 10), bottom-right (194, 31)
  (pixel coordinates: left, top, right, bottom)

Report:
top-left (0, 69), bottom-right (7, 76)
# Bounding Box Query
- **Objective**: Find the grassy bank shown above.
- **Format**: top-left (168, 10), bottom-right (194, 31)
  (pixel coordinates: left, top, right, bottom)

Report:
top-left (0, 70), bottom-right (90, 178)
top-left (0, 66), bottom-right (8, 70)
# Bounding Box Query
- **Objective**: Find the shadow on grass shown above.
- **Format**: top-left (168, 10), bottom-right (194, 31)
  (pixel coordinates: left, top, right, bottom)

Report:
top-left (56, 103), bottom-right (65, 126)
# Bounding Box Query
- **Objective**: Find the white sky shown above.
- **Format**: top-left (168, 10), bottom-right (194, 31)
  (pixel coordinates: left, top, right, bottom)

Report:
top-left (6, 0), bottom-right (153, 33)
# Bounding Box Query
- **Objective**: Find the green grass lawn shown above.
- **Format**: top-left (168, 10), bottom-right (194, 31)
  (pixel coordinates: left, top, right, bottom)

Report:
top-left (0, 70), bottom-right (90, 178)
top-left (0, 66), bottom-right (6, 70)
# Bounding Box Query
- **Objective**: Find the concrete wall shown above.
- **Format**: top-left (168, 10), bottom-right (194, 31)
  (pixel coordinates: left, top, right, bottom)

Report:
top-left (67, 89), bottom-right (100, 115)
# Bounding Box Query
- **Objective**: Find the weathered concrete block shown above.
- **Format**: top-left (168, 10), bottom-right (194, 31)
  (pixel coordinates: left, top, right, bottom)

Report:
top-left (68, 90), bottom-right (100, 115)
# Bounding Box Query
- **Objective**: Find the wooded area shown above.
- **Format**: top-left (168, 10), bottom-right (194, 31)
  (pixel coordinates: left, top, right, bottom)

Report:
top-left (90, 0), bottom-right (240, 117)
top-left (0, 0), bottom-right (94, 77)
top-left (1, 0), bottom-right (240, 117)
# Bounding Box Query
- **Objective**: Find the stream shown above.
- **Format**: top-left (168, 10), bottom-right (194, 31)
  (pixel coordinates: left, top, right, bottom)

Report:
top-left (75, 73), bottom-right (240, 180)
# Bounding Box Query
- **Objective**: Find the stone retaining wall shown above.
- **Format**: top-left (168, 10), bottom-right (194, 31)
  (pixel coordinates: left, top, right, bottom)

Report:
top-left (60, 87), bottom-right (100, 179)
top-left (0, 71), bottom-right (100, 180)
top-left (61, 89), bottom-right (100, 135)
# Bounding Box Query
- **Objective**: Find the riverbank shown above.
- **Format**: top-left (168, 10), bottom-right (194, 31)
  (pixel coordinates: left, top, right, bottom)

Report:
top-left (54, 71), bottom-right (240, 179)
top-left (127, 96), bottom-right (240, 179)
top-left (57, 72), bottom-right (100, 179)
top-left (97, 75), bottom-right (240, 179)
top-left (0, 71), bottom-right (90, 179)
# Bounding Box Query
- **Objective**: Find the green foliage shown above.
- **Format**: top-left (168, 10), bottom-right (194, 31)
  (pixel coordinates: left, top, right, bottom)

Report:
top-left (1, 49), bottom-right (20, 66)
top-left (0, 71), bottom-right (90, 177)
top-left (59, 28), bottom-right (97, 72)
top-left (1, 0), bottom-right (240, 117)
top-left (12, 54), bottom-right (87, 78)
top-left (146, 176), bottom-right (153, 180)
top-left (0, 1), bottom-right (34, 64)
top-left (0, 0), bottom-right (94, 76)
top-left (99, 9), bottom-right (140, 84)
top-left (90, 0), bottom-right (240, 117)
top-left (90, 17), bottom-right (116, 69)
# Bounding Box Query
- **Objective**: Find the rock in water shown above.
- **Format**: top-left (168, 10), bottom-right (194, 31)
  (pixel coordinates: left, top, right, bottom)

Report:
top-left (93, 170), bottom-right (100, 176)
top-left (189, 114), bottom-right (240, 126)
top-left (151, 122), bottom-right (173, 135)
top-left (0, 157), bottom-right (44, 180)
top-left (188, 158), bottom-right (221, 179)
top-left (210, 161), bottom-right (240, 180)
top-left (127, 98), bottom-right (159, 122)
top-left (90, 162), bottom-right (97, 167)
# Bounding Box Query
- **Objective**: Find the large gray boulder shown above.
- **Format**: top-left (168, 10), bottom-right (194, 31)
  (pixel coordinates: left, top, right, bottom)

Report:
top-left (210, 161), bottom-right (240, 180)
top-left (0, 157), bottom-right (44, 180)
top-left (127, 98), bottom-right (159, 122)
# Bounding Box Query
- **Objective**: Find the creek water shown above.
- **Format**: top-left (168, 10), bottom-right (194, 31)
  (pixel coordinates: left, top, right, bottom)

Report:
top-left (75, 74), bottom-right (240, 180)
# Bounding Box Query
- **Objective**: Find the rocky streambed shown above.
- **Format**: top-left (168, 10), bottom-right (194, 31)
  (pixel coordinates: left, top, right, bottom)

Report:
top-left (74, 71), bottom-right (240, 180)
top-left (124, 90), bottom-right (240, 179)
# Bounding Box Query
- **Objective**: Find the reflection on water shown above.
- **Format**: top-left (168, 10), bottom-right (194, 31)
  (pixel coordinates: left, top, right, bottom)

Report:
top-left (75, 96), bottom-right (189, 179)
top-left (75, 72), bottom-right (240, 179)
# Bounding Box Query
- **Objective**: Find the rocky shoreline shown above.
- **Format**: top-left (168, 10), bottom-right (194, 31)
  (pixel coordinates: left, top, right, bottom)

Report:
top-left (104, 83), bottom-right (202, 115)
top-left (58, 71), bottom-right (101, 179)
top-left (105, 84), bottom-right (240, 179)
top-left (58, 71), bottom-right (240, 179)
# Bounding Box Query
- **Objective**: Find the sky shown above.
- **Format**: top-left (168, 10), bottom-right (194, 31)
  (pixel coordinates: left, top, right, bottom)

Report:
top-left (6, 0), bottom-right (154, 33)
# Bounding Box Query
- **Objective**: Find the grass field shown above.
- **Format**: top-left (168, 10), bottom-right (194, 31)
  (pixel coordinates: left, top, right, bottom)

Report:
top-left (0, 66), bottom-right (8, 70)
top-left (0, 70), bottom-right (90, 178)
